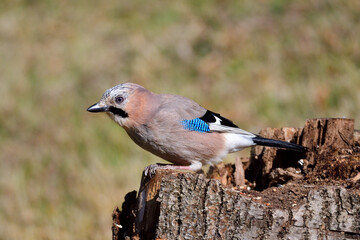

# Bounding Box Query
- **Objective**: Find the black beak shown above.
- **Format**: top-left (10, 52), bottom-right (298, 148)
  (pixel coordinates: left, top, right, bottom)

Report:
top-left (87, 103), bottom-right (109, 113)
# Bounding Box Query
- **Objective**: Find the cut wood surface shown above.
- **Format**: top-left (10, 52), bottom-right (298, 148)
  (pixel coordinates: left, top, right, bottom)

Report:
top-left (113, 119), bottom-right (360, 240)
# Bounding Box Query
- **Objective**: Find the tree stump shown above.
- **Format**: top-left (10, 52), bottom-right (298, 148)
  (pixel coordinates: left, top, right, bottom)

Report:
top-left (112, 119), bottom-right (360, 240)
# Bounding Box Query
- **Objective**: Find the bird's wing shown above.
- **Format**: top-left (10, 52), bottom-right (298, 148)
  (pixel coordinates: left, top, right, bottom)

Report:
top-left (157, 94), bottom-right (208, 119)
top-left (181, 110), bottom-right (256, 137)
top-left (156, 94), bottom-right (255, 137)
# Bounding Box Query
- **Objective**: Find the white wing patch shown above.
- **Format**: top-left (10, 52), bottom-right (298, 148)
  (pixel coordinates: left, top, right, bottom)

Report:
top-left (213, 115), bottom-right (222, 125)
top-left (208, 123), bottom-right (256, 137)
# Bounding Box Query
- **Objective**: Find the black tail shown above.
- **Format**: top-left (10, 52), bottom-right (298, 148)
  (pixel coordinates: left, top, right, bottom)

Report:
top-left (252, 136), bottom-right (306, 152)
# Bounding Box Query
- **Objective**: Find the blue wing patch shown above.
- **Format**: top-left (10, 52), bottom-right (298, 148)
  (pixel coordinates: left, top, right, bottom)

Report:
top-left (181, 118), bottom-right (210, 132)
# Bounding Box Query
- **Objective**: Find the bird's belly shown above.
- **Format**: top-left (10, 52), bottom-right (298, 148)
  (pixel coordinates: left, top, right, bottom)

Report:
top-left (125, 128), bottom-right (225, 166)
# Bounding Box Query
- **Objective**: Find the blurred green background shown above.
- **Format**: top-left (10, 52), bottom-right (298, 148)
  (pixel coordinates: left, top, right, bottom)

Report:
top-left (1, 0), bottom-right (359, 239)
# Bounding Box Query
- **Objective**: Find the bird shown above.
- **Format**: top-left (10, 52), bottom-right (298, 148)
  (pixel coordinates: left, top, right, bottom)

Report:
top-left (87, 83), bottom-right (305, 172)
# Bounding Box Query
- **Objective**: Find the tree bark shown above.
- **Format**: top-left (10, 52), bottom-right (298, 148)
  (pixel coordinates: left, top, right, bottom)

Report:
top-left (113, 171), bottom-right (360, 240)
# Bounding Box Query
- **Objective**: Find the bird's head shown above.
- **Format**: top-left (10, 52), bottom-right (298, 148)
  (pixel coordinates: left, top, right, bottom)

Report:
top-left (87, 83), bottom-right (155, 128)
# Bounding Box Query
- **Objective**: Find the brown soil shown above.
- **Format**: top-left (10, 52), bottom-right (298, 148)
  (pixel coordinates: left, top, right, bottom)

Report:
top-left (306, 147), bottom-right (360, 183)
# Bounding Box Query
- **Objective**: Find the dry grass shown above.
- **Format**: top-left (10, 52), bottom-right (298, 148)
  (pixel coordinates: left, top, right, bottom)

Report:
top-left (1, 0), bottom-right (359, 239)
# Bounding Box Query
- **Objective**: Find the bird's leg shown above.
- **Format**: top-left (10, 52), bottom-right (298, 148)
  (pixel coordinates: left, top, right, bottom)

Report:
top-left (143, 163), bottom-right (192, 178)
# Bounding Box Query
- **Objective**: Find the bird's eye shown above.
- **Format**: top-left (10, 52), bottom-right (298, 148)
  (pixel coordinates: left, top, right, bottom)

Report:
top-left (115, 96), bottom-right (124, 104)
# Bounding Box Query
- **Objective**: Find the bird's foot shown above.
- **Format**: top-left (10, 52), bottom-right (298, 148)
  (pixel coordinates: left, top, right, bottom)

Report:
top-left (143, 163), bottom-right (166, 178)
top-left (143, 163), bottom-right (192, 179)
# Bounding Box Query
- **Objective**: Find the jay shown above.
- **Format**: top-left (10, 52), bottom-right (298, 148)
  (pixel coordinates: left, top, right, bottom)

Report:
top-left (87, 83), bottom-right (305, 172)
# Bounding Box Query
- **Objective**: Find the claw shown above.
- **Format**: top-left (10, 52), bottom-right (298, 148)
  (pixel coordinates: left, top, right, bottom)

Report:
top-left (143, 163), bottom-right (163, 178)
top-left (143, 163), bottom-right (193, 179)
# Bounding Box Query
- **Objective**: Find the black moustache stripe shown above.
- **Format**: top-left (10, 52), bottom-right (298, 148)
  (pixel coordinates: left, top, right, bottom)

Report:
top-left (108, 106), bottom-right (128, 118)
